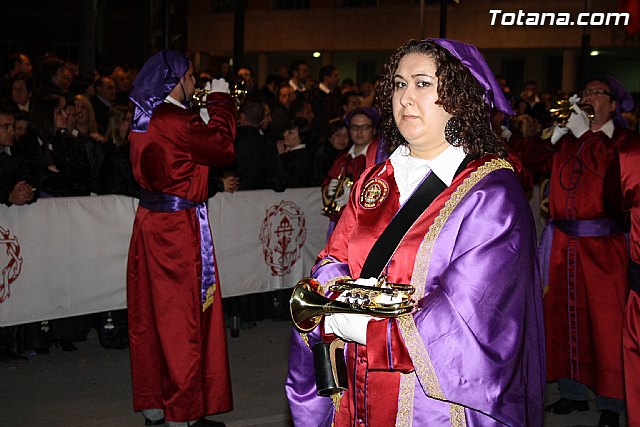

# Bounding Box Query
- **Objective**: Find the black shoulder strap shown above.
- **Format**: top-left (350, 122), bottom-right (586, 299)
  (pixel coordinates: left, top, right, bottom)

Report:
top-left (359, 155), bottom-right (473, 278)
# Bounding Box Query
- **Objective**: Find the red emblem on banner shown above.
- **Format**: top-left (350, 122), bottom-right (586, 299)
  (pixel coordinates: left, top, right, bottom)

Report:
top-left (359, 178), bottom-right (389, 209)
top-left (0, 226), bottom-right (23, 303)
top-left (259, 200), bottom-right (307, 276)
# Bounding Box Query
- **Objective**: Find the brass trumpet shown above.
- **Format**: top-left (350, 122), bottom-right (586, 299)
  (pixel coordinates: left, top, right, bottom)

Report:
top-left (290, 277), bottom-right (417, 333)
top-left (232, 79), bottom-right (248, 108)
top-left (191, 79), bottom-right (248, 110)
top-left (322, 173), bottom-right (353, 217)
top-left (549, 99), bottom-right (595, 126)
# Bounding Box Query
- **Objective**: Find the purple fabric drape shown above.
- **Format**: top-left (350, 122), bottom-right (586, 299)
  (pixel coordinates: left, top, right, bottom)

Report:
top-left (285, 257), bottom-right (350, 427)
top-left (552, 217), bottom-right (624, 237)
top-left (402, 168), bottom-right (544, 426)
top-left (429, 38), bottom-right (514, 116)
top-left (310, 257), bottom-right (350, 286)
top-left (539, 223), bottom-right (554, 290)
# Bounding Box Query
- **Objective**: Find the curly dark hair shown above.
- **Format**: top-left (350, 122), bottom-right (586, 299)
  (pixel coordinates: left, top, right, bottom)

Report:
top-left (374, 39), bottom-right (507, 158)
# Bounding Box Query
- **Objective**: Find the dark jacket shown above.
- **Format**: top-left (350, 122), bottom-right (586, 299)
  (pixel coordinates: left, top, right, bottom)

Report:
top-left (98, 141), bottom-right (140, 197)
top-left (280, 145), bottom-right (320, 188)
top-left (235, 125), bottom-right (286, 191)
top-left (0, 151), bottom-right (38, 206)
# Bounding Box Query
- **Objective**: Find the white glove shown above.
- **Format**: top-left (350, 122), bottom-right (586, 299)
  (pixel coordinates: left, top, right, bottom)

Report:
top-left (550, 124), bottom-right (569, 144)
top-left (568, 94), bottom-right (580, 105)
top-left (354, 277), bottom-right (378, 287)
top-left (199, 108), bottom-right (210, 124)
top-left (334, 185), bottom-right (351, 208)
top-left (565, 102), bottom-right (590, 139)
top-left (326, 178), bottom-right (340, 197)
top-left (324, 313), bottom-right (371, 345)
top-left (209, 78), bottom-right (230, 94)
top-left (499, 125), bottom-right (512, 142)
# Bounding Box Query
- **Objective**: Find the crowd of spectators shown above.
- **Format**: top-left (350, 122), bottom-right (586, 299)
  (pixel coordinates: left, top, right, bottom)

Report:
top-left (2, 50), bottom-right (638, 392)
top-left (0, 51), bottom-right (381, 360)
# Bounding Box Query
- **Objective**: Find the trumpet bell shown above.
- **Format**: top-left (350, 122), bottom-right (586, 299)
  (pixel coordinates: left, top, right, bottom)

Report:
top-left (191, 88), bottom-right (209, 109)
top-left (549, 99), bottom-right (595, 126)
top-left (289, 278), bottom-right (325, 332)
top-left (233, 79), bottom-right (248, 108)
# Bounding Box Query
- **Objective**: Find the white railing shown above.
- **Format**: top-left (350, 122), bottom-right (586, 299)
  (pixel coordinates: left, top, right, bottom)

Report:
top-left (0, 189), bottom-right (328, 326)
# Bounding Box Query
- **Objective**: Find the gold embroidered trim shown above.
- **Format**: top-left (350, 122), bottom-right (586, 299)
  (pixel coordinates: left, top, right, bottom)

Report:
top-left (399, 315), bottom-right (444, 399)
top-left (399, 158), bottom-right (512, 427)
top-left (202, 284), bottom-right (216, 312)
top-left (299, 332), bottom-right (310, 350)
top-left (318, 258), bottom-right (335, 268)
top-left (396, 370), bottom-right (417, 427)
top-left (450, 403), bottom-right (467, 427)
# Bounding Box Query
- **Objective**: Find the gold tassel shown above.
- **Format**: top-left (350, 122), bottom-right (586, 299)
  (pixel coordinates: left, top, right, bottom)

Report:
top-left (331, 391), bottom-right (342, 413)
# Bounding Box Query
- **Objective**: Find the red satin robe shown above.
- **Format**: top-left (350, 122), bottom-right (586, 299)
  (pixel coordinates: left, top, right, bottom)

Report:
top-left (542, 127), bottom-right (632, 399)
top-left (127, 95), bottom-right (235, 422)
top-left (618, 136), bottom-right (640, 426)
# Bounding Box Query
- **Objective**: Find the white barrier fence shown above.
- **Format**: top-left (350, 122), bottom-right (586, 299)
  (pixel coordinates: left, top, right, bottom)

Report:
top-left (0, 189), bottom-right (328, 326)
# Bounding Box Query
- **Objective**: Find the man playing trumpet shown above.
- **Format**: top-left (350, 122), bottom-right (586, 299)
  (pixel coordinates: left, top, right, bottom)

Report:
top-left (321, 107), bottom-right (381, 238)
top-left (528, 77), bottom-right (637, 427)
top-left (127, 51), bottom-right (235, 427)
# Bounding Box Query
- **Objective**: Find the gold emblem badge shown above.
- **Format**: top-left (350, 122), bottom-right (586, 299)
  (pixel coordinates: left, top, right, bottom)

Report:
top-left (359, 178), bottom-right (389, 209)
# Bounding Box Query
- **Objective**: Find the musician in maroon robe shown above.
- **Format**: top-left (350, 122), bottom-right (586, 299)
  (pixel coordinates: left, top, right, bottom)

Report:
top-left (528, 77), bottom-right (635, 426)
top-left (321, 107), bottom-right (380, 236)
top-left (127, 50), bottom-right (235, 426)
top-left (609, 133), bottom-right (640, 426)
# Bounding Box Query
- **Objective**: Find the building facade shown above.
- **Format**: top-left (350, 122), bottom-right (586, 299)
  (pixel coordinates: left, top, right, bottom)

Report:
top-left (187, 0), bottom-right (640, 95)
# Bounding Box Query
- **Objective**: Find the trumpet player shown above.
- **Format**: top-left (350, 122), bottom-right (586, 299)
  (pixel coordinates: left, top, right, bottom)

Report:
top-left (287, 39), bottom-right (544, 426)
top-left (127, 51), bottom-right (234, 427)
top-left (523, 77), bottom-right (637, 426)
top-left (321, 107), bottom-right (381, 237)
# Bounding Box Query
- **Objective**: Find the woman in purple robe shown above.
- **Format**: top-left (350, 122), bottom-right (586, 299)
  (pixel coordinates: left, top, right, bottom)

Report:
top-left (286, 38), bottom-right (545, 426)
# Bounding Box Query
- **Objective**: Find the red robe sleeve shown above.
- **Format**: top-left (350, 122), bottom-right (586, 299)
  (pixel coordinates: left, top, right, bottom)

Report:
top-left (188, 92), bottom-right (236, 167)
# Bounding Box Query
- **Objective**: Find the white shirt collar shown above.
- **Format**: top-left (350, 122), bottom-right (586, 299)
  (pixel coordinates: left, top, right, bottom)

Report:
top-left (594, 119), bottom-right (614, 138)
top-left (347, 142), bottom-right (370, 158)
top-left (429, 144), bottom-right (467, 186)
top-left (390, 144), bottom-right (466, 205)
top-left (2, 146), bottom-right (11, 156)
top-left (165, 95), bottom-right (187, 109)
top-left (287, 143), bottom-right (306, 152)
